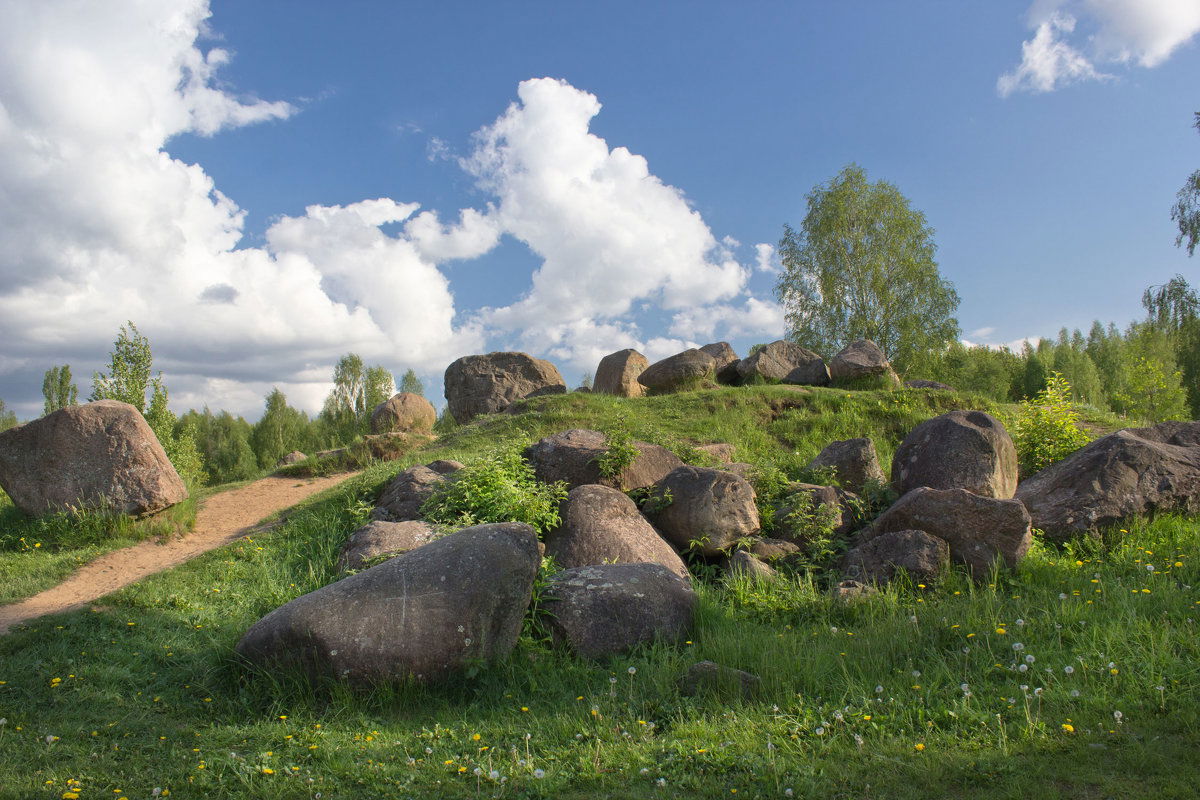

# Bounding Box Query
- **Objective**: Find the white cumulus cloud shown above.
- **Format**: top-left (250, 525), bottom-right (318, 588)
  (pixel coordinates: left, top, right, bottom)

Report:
top-left (462, 78), bottom-right (751, 368)
top-left (999, 0), bottom-right (1200, 96)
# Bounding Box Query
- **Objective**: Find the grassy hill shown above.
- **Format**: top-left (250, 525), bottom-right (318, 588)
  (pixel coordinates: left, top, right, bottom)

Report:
top-left (0, 385), bottom-right (1196, 799)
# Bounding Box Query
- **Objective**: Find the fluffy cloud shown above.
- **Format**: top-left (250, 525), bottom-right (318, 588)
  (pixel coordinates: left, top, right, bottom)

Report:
top-left (0, 6), bottom-right (766, 417)
top-left (0, 0), bottom-right (482, 417)
top-left (463, 78), bottom-right (752, 368)
top-left (999, 1), bottom-right (1200, 95)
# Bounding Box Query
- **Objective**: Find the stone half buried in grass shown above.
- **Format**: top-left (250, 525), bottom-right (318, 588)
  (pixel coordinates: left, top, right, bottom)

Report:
top-left (806, 437), bottom-right (886, 496)
top-left (724, 550), bottom-right (778, 581)
top-left (643, 466), bottom-right (760, 557)
top-left (679, 660), bottom-right (761, 700)
top-left (840, 529), bottom-right (950, 585)
top-left (859, 487), bottom-right (1031, 579)
top-left (523, 429), bottom-right (682, 492)
top-left (543, 563), bottom-right (697, 660)
top-left (372, 463), bottom-right (457, 522)
top-left (235, 522), bottom-right (541, 687)
top-left (544, 484), bottom-right (690, 581)
top-left (1015, 420), bottom-right (1200, 544)
top-left (828, 339), bottom-right (901, 389)
top-left (336, 519), bottom-right (437, 571)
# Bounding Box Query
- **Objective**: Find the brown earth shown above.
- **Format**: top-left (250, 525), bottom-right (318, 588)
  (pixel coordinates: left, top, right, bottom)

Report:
top-left (0, 471), bottom-right (359, 634)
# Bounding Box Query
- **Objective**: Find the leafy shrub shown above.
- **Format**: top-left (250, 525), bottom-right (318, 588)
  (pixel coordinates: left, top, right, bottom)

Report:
top-left (1012, 372), bottom-right (1090, 476)
top-left (595, 427), bottom-right (639, 478)
top-left (774, 488), bottom-right (843, 570)
top-left (420, 447), bottom-right (567, 536)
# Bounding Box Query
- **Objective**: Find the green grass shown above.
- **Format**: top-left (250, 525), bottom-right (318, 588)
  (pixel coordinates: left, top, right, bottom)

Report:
top-left (0, 490), bottom-right (199, 605)
top-left (0, 386), bottom-right (1193, 798)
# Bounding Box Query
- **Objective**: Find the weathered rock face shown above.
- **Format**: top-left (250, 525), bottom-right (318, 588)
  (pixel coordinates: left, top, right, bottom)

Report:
top-left (426, 460), bottom-right (465, 475)
top-left (372, 465), bottom-right (449, 521)
top-left (370, 393), bottom-right (437, 434)
top-left (644, 466), bottom-right (760, 556)
top-left (0, 400), bottom-right (188, 517)
top-left (444, 352), bottom-right (566, 424)
top-left (736, 340), bottom-right (829, 385)
top-left (862, 487), bottom-right (1032, 578)
top-left (337, 520), bottom-right (437, 571)
top-left (807, 438), bottom-right (886, 495)
top-left (593, 349), bottom-right (649, 398)
top-left (545, 484), bottom-right (689, 580)
top-left (905, 379), bottom-right (955, 391)
top-left (544, 563), bottom-right (696, 659)
top-left (830, 579), bottom-right (877, 602)
top-left (748, 537), bottom-right (803, 561)
top-left (637, 349), bottom-right (716, 394)
top-left (771, 483), bottom-right (858, 545)
top-left (700, 342), bottom-right (741, 384)
top-left (524, 429), bottom-right (682, 491)
top-left (725, 550), bottom-right (777, 580)
top-left (361, 432), bottom-right (430, 462)
top-left (236, 523), bottom-right (540, 685)
top-left (842, 529), bottom-right (950, 584)
top-left (277, 451), bottom-right (307, 467)
top-left (891, 410), bottom-right (1018, 499)
top-left (1015, 421), bottom-right (1200, 543)
top-left (829, 340), bottom-right (900, 387)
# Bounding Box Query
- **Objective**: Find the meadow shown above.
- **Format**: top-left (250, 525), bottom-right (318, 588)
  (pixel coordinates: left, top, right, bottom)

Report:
top-left (0, 386), bottom-right (1196, 799)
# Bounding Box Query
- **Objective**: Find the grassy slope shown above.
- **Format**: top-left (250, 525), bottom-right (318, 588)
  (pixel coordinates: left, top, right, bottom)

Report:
top-left (0, 386), bottom-right (1196, 799)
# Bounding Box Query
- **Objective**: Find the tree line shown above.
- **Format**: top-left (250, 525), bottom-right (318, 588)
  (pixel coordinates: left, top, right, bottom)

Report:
top-left (22, 322), bottom-right (427, 487)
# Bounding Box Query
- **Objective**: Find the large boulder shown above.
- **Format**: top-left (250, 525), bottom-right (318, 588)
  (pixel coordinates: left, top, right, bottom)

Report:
top-left (372, 464), bottom-right (450, 521)
top-left (637, 349), bottom-right (716, 394)
top-left (700, 342), bottom-right (741, 384)
top-left (829, 340), bottom-right (900, 388)
top-left (544, 563), bottom-right (696, 659)
top-left (524, 429), bottom-right (682, 491)
top-left (891, 410), bottom-right (1018, 499)
top-left (444, 352), bottom-right (566, 424)
top-left (736, 340), bottom-right (829, 385)
top-left (643, 466), bottom-right (759, 557)
top-left (277, 450), bottom-right (307, 467)
top-left (0, 400), bottom-right (188, 516)
top-left (370, 393), bottom-right (437, 434)
top-left (544, 485), bottom-right (689, 581)
top-left (337, 520), bottom-right (437, 571)
top-left (1015, 421), bottom-right (1200, 543)
top-left (860, 487), bottom-right (1032, 578)
top-left (593, 349), bottom-right (649, 398)
top-left (841, 529), bottom-right (950, 584)
top-left (236, 522), bottom-right (540, 685)
top-left (807, 438), bottom-right (886, 494)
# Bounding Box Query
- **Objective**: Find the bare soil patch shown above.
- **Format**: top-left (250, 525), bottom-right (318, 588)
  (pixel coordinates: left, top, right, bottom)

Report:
top-left (0, 471), bottom-right (359, 634)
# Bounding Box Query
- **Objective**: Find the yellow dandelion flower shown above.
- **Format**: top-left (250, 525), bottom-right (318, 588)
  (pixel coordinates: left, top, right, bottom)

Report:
top-left (472, 733), bottom-right (481, 741)
top-left (995, 628), bottom-right (1006, 635)
top-left (1061, 723), bottom-right (1074, 733)
top-left (261, 768), bottom-right (274, 775)
top-left (914, 743), bottom-right (925, 751)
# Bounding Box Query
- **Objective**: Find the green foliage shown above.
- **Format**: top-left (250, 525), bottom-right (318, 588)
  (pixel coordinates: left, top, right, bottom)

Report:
top-left (1171, 111), bottom-right (1200, 256)
top-left (1012, 372), bottom-right (1091, 476)
top-left (1114, 355), bottom-right (1189, 424)
top-left (250, 388), bottom-right (322, 470)
top-left (1142, 274), bottom-right (1200, 419)
top-left (89, 321), bottom-right (154, 411)
top-left (0, 398), bottom-right (16, 432)
top-left (595, 427), bottom-right (639, 478)
top-left (776, 163), bottom-right (960, 373)
top-left (41, 364), bottom-right (78, 415)
top-left (399, 368), bottom-right (425, 397)
top-left (420, 447), bottom-right (567, 535)
top-left (775, 488), bottom-right (843, 570)
top-left (320, 353), bottom-right (395, 443)
top-left (179, 408), bottom-right (261, 485)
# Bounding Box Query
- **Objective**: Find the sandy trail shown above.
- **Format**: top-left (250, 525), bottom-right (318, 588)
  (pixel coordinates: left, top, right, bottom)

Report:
top-left (0, 471), bottom-right (359, 634)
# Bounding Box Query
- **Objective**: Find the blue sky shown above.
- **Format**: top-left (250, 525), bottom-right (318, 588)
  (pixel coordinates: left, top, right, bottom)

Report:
top-left (0, 0), bottom-right (1197, 419)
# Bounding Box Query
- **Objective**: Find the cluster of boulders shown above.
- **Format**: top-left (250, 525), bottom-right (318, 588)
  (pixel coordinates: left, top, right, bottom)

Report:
top-left (236, 406), bottom-right (1200, 687)
top-left (441, 339), bottom-right (905, 423)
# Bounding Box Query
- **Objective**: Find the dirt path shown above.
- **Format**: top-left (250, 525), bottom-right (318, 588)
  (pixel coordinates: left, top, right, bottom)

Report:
top-left (0, 471), bottom-right (360, 634)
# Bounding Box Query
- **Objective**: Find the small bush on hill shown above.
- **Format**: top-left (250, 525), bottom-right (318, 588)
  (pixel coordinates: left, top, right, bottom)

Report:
top-left (420, 447), bottom-right (567, 535)
top-left (1012, 372), bottom-right (1091, 476)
